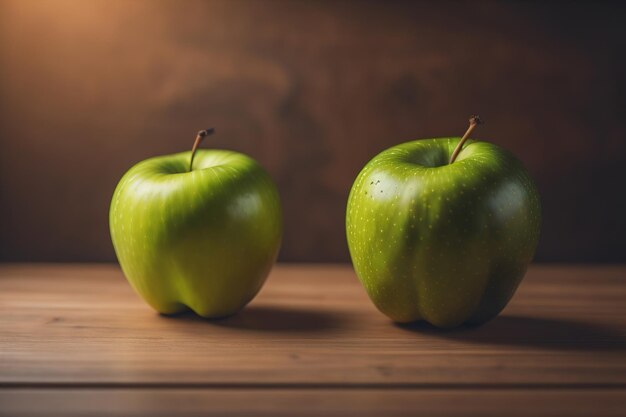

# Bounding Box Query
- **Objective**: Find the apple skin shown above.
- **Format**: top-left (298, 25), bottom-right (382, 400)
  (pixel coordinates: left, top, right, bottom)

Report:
top-left (110, 149), bottom-right (282, 318)
top-left (346, 138), bottom-right (541, 328)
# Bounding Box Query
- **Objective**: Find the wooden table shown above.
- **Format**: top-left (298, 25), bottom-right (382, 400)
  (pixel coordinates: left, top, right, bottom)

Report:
top-left (0, 264), bottom-right (624, 416)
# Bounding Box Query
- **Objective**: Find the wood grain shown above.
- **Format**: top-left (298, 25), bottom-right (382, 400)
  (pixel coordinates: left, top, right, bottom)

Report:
top-left (0, 264), bottom-right (625, 414)
top-left (1, 389), bottom-right (625, 417)
top-left (0, 264), bottom-right (624, 386)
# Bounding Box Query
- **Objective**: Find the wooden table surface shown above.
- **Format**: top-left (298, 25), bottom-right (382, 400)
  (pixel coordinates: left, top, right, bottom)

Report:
top-left (0, 264), bottom-right (625, 416)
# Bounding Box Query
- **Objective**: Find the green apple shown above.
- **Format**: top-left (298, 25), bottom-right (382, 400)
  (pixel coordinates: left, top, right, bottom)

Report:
top-left (110, 130), bottom-right (282, 318)
top-left (346, 117), bottom-right (541, 328)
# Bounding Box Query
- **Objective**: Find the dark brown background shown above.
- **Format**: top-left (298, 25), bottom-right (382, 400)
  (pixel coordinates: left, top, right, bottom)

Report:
top-left (0, 0), bottom-right (624, 263)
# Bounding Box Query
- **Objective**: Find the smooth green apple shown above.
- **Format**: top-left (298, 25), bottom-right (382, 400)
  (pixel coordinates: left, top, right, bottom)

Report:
top-left (346, 118), bottom-right (541, 328)
top-left (110, 130), bottom-right (282, 318)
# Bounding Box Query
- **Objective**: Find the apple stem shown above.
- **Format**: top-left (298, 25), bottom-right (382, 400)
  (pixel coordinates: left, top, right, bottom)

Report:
top-left (448, 116), bottom-right (483, 164)
top-left (189, 128), bottom-right (215, 171)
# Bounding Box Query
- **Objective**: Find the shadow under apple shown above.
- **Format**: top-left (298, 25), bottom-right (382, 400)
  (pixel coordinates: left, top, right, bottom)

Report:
top-left (396, 315), bottom-right (626, 351)
top-left (161, 305), bottom-right (341, 333)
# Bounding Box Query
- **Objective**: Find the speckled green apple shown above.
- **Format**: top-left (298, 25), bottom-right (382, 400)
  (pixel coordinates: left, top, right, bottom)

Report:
top-left (346, 119), bottom-right (540, 328)
top-left (110, 131), bottom-right (281, 318)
